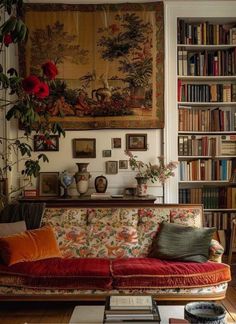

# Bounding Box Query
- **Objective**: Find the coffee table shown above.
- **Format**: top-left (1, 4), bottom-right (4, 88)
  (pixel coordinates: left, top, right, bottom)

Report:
top-left (69, 305), bottom-right (185, 323)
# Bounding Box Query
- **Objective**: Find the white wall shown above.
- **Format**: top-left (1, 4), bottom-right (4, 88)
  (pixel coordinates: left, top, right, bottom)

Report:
top-left (22, 129), bottom-right (163, 197)
top-left (2, 1), bottom-right (164, 199)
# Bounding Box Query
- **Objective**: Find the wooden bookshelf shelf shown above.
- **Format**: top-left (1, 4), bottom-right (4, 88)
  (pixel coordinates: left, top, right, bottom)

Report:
top-left (179, 156), bottom-right (236, 159)
top-left (178, 131), bottom-right (236, 135)
top-left (178, 102), bottom-right (236, 106)
top-left (178, 76), bottom-right (236, 81)
top-left (177, 44), bottom-right (236, 50)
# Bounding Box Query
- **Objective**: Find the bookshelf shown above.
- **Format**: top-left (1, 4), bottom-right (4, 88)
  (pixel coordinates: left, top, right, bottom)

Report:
top-left (164, 2), bottom-right (236, 253)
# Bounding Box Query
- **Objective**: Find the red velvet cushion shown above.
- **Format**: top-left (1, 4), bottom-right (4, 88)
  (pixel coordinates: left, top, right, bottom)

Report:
top-left (0, 258), bottom-right (112, 290)
top-left (111, 258), bottom-right (231, 289)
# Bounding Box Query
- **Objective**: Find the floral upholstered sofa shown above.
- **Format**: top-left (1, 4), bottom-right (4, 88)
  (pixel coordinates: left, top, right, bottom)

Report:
top-left (0, 203), bottom-right (231, 301)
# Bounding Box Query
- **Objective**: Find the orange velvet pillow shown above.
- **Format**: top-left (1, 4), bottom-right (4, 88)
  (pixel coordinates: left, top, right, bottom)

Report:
top-left (0, 226), bottom-right (62, 266)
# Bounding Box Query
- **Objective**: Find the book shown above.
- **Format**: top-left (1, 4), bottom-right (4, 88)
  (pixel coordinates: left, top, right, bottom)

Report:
top-left (90, 192), bottom-right (111, 199)
top-left (109, 296), bottom-right (153, 310)
top-left (105, 297), bottom-right (160, 323)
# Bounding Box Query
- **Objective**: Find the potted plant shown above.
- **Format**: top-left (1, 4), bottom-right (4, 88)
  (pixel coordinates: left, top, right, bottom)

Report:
top-left (125, 150), bottom-right (178, 196)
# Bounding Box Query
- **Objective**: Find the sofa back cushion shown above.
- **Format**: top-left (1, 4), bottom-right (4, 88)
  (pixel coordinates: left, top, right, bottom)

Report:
top-left (41, 205), bottom-right (203, 258)
top-left (87, 208), bottom-right (140, 258)
top-left (41, 208), bottom-right (88, 258)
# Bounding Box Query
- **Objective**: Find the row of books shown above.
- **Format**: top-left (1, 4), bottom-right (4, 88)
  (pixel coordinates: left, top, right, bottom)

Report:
top-left (178, 107), bottom-right (236, 132)
top-left (178, 82), bottom-right (236, 103)
top-left (104, 296), bottom-right (160, 323)
top-left (179, 159), bottom-right (234, 181)
top-left (179, 187), bottom-right (236, 209)
top-left (178, 135), bottom-right (236, 157)
top-left (205, 213), bottom-right (236, 251)
top-left (177, 20), bottom-right (236, 45)
top-left (178, 48), bottom-right (236, 76)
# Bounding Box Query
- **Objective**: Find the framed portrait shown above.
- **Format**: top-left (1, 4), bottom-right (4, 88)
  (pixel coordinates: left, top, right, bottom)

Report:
top-left (126, 134), bottom-right (147, 151)
top-left (73, 139), bottom-right (96, 158)
top-left (94, 175), bottom-right (108, 193)
top-left (34, 135), bottom-right (59, 152)
top-left (21, 2), bottom-right (164, 130)
top-left (112, 138), bottom-right (121, 149)
top-left (102, 150), bottom-right (111, 157)
top-left (119, 160), bottom-right (128, 169)
top-left (38, 172), bottom-right (59, 197)
top-left (105, 161), bottom-right (118, 174)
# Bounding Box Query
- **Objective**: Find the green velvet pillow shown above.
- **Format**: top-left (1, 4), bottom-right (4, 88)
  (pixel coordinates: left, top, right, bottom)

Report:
top-left (149, 222), bottom-right (216, 263)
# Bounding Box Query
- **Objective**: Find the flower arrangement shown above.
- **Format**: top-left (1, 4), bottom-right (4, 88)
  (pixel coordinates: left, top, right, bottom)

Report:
top-left (125, 150), bottom-right (178, 184)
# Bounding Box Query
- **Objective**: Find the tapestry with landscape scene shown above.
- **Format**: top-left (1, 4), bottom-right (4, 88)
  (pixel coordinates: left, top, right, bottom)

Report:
top-left (21, 2), bottom-right (164, 129)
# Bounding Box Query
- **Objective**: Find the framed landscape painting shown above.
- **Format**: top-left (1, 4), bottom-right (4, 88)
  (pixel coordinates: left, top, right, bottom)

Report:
top-left (73, 138), bottom-right (96, 158)
top-left (21, 2), bottom-right (164, 129)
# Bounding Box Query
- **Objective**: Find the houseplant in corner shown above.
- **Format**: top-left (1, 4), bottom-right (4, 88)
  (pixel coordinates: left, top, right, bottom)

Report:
top-left (125, 150), bottom-right (178, 196)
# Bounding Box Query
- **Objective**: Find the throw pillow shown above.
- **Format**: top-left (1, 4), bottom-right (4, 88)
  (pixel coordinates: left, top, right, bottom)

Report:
top-left (0, 226), bottom-right (62, 266)
top-left (0, 221), bottom-right (26, 237)
top-left (149, 222), bottom-right (216, 263)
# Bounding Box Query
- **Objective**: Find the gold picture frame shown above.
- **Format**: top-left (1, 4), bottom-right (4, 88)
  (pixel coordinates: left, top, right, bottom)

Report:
top-left (38, 172), bottom-right (59, 197)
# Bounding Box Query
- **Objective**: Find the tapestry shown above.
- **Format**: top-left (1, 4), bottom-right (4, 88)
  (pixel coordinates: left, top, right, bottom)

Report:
top-left (21, 2), bottom-right (164, 129)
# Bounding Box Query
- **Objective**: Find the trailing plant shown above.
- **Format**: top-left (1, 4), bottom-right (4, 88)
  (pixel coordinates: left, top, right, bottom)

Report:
top-left (0, 0), bottom-right (65, 188)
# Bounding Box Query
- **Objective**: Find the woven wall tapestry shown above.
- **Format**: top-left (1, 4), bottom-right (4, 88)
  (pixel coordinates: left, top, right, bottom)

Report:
top-left (21, 2), bottom-right (164, 129)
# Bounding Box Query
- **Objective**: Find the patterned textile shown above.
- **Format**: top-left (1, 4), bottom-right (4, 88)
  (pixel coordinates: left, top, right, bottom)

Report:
top-left (41, 208), bottom-right (89, 258)
top-left (40, 206), bottom-right (223, 260)
top-left (170, 208), bottom-right (203, 228)
top-left (0, 283), bottom-right (228, 297)
top-left (111, 258), bottom-right (231, 289)
top-left (87, 208), bottom-right (140, 258)
top-left (137, 208), bottom-right (170, 257)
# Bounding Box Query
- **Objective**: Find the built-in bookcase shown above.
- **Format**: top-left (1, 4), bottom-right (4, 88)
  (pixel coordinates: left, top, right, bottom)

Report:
top-left (176, 17), bottom-right (236, 251)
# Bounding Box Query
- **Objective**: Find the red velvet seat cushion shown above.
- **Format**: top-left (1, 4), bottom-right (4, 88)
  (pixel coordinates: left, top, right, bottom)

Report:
top-left (111, 258), bottom-right (231, 289)
top-left (0, 258), bottom-right (112, 290)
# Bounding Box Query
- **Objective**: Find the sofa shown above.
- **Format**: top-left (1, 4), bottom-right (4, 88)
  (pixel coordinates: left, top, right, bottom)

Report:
top-left (0, 203), bottom-right (231, 301)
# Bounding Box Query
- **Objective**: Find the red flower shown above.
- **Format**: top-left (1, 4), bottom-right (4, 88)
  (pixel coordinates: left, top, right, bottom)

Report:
top-left (35, 82), bottom-right (49, 99)
top-left (3, 34), bottom-right (13, 47)
top-left (42, 61), bottom-right (58, 80)
top-left (22, 75), bottom-right (40, 94)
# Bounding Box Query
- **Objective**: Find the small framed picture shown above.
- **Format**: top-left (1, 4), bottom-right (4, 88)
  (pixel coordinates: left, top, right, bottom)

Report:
top-left (38, 172), bottom-right (60, 197)
top-left (112, 138), bottom-right (121, 148)
top-left (105, 161), bottom-right (118, 174)
top-left (34, 135), bottom-right (59, 152)
top-left (119, 160), bottom-right (128, 169)
top-left (73, 138), bottom-right (96, 158)
top-left (126, 134), bottom-right (147, 151)
top-left (102, 150), bottom-right (112, 157)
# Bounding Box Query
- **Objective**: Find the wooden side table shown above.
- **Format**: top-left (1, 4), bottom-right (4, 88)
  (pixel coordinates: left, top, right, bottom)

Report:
top-left (228, 219), bottom-right (236, 264)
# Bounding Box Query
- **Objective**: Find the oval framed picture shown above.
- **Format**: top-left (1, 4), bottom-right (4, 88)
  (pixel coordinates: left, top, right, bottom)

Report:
top-left (95, 175), bottom-right (108, 193)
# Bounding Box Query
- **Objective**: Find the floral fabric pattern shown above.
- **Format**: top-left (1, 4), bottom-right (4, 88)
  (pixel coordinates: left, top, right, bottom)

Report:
top-left (170, 208), bottom-right (203, 228)
top-left (87, 208), bottom-right (140, 258)
top-left (0, 282), bottom-right (228, 297)
top-left (40, 206), bottom-right (214, 259)
top-left (42, 208), bottom-right (89, 258)
top-left (137, 208), bottom-right (170, 257)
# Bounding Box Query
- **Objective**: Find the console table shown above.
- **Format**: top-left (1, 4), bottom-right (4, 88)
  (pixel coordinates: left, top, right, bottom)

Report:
top-left (18, 195), bottom-right (157, 207)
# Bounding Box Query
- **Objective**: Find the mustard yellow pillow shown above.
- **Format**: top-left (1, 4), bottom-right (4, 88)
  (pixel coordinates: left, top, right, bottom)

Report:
top-left (0, 226), bottom-right (62, 266)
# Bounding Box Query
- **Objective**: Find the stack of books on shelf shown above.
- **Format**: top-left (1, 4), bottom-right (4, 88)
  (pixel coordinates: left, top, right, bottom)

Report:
top-left (104, 296), bottom-right (160, 323)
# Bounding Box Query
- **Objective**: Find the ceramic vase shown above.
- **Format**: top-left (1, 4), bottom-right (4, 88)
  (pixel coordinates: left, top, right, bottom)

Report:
top-left (60, 171), bottom-right (74, 198)
top-left (74, 163), bottom-right (91, 195)
top-left (135, 176), bottom-right (148, 197)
